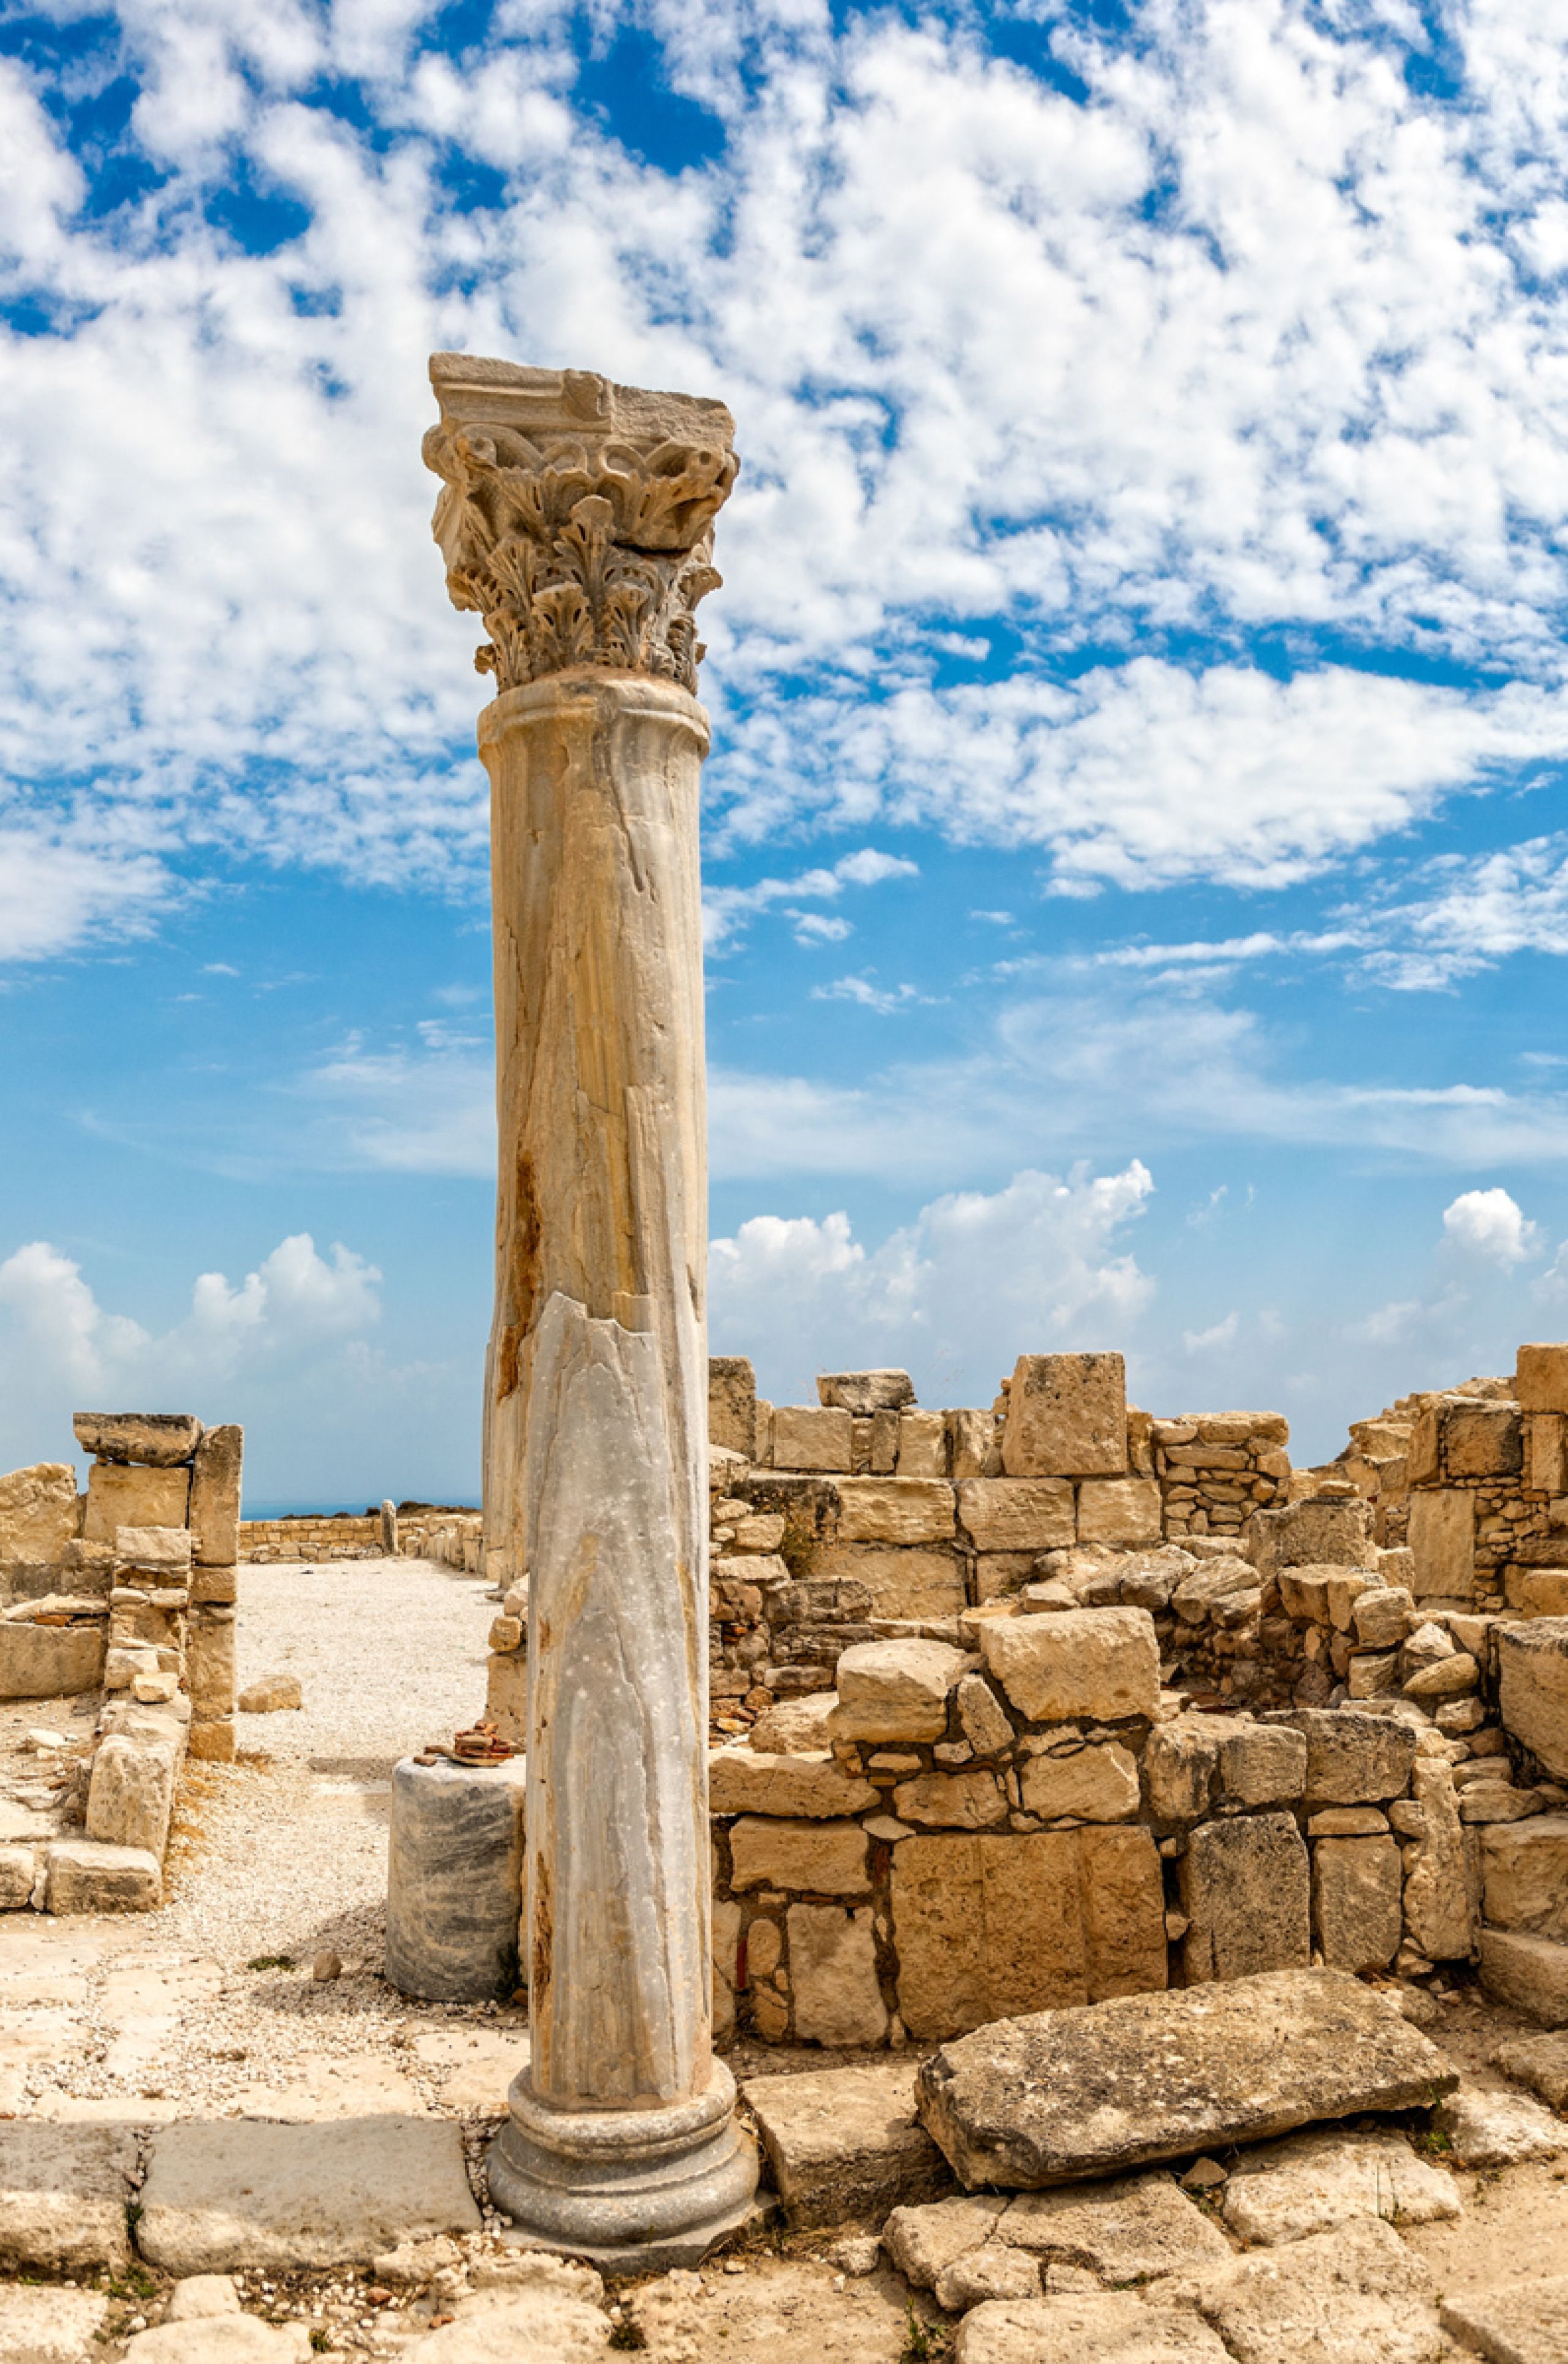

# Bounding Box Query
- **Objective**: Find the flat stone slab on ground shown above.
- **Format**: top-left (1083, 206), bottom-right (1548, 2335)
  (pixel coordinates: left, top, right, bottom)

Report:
top-left (0, 2121), bottom-right (137, 2270)
top-left (743, 2060), bottom-right (952, 2227)
top-left (889, 2173), bottom-right (1231, 2298)
top-left (1434, 2086), bottom-right (1568, 2167)
top-left (952, 2294), bottom-right (1231, 2362)
top-left (1179, 2217), bottom-right (1443, 2364)
top-left (1221, 2128), bottom-right (1461, 2243)
top-left (1492, 2032), bottom-right (1568, 2112)
top-left (0, 2281), bottom-right (111, 2363)
top-left (136, 2115), bottom-right (482, 2271)
top-left (124, 2321), bottom-right (314, 2361)
top-left (396, 2288), bottom-right (610, 2360)
top-left (1441, 2273), bottom-right (1568, 2364)
top-left (916, 1968), bottom-right (1456, 2188)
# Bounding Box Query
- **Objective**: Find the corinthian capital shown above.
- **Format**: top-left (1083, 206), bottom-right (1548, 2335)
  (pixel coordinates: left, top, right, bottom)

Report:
top-left (423, 354), bottom-right (739, 697)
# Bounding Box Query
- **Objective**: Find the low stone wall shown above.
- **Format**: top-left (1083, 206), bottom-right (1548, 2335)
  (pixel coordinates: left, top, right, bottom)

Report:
top-left (239, 1509), bottom-right (483, 1568)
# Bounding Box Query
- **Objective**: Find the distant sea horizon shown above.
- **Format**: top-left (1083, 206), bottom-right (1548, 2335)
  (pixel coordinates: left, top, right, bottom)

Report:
top-left (242, 1499), bottom-right (482, 1522)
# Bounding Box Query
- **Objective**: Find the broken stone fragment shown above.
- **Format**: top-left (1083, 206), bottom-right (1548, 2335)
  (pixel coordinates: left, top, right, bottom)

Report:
top-left (1433, 2083), bottom-right (1568, 2166)
top-left (1441, 2275), bottom-right (1568, 2364)
top-left (1219, 2128), bottom-right (1459, 2243)
top-left (1492, 2029), bottom-right (1568, 2110)
top-left (73, 1412), bottom-right (203, 1465)
top-left (818, 1369), bottom-right (916, 1416)
top-left (830, 1637), bottom-right (968, 1742)
top-left (1185, 2216), bottom-right (1442, 2364)
top-left (239, 1674), bottom-right (303, 1713)
top-left (952, 2294), bottom-right (1229, 2363)
top-left (1479, 1927), bottom-right (1568, 2025)
top-left (744, 2058), bottom-right (951, 2227)
top-left (979, 1607), bottom-right (1159, 1725)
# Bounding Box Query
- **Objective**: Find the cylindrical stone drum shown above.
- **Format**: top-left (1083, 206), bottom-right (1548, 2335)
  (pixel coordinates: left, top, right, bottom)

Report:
top-left (385, 1755), bottom-right (527, 2003)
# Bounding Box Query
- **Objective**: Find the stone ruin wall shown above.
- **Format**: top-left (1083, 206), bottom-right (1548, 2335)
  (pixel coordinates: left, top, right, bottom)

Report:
top-left (239, 1508), bottom-right (483, 1569)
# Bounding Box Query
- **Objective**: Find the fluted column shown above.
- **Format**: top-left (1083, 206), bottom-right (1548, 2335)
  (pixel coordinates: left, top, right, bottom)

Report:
top-left (423, 354), bottom-right (755, 2265)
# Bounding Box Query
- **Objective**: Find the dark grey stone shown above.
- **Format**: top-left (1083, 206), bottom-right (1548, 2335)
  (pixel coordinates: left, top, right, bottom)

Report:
top-left (385, 1755), bottom-right (527, 2002)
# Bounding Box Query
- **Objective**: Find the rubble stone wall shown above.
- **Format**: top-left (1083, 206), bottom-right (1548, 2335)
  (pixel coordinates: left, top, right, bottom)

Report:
top-left (239, 1509), bottom-right (483, 1568)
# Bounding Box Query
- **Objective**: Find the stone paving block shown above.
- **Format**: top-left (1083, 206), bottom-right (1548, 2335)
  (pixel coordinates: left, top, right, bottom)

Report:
top-left (136, 2116), bottom-right (481, 2270)
top-left (0, 2122), bottom-right (137, 2270)
top-left (1479, 1930), bottom-right (1568, 2026)
top-left (0, 2282), bottom-right (113, 2363)
top-left (45, 1837), bottom-right (160, 1913)
top-left (1434, 2084), bottom-right (1568, 2166)
top-left (742, 2058), bottom-right (950, 2227)
top-left (1441, 2272), bottom-right (1568, 2364)
top-left (953, 2295), bottom-right (1229, 2363)
top-left (1196, 2216), bottom-right (1442, 2364)
top-left (123, 2319), bottom-right (315, 2360)
top-left (1219, 2127), bottom-right (1460, 2243)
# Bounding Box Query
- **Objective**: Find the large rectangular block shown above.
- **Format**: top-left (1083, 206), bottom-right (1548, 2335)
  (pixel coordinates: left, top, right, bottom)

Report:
top-left (1002, 1354), bottom-right (1127, 1477)
top-left (1407, 1489), bottom-right (1475, 1601)
top-left (0, 1621), bottom-right (105, 1701)
top-left (44, 1839), bottom-right (160, 1913)
top-left (832, 1639), bottom-right (968, 1742)
top-left (728, 1816), bottom-right (871, 1895)
top-left (814, 1544), bottom-right (966, 1621)
top-left (957, 1478), bottom-right (1075, 1554)
top-left (1312, 1835), bottom-right (1401, 1971)
top-left (1526, 1415), bottom-right (1567, 1497)
top-left (1444, 1401), bottom-right (1522, 1478)
top-left (1479, 1928), bottom-right (1568, 2026)
top-left (72, 1413), bottom-right (201, 1467)
top-left (186, 1609), bottom-right (236, 1718)
top-left (979, 1607), bottom-right (1159, 1724)
top-left (189, 1423), bottom-right (244, 1565)
top-left (835, 1478), bottom-right (956, 1546)
top-left (772, 1407), bottom-right (854, 1473)
top-left (709, 1357), bottom-right (757, 1459)
top-left (1483, 1815), bottom-right (1568, 1943)
top-left (1248, 1496), bottom-right (1374, 1576)
top-left (85, 1736), bottom-right (178, 1857)
top-left (897, 1410), bottom-right (948, 1479)
top-left (1288, 1707), bottom-right (1418, 1804)
top-left (1518, 1343), bottom-right (1568, 1414)
top-left (743, 2060), bottom-right (950, 2228)
top-left (0, 1463), bottom-right (80, 1568)
top-left (1498, 1620), bottom-right (1568, 1782)
top-left (1180, 1815), bottom-right (1310, 1982)
top-left (1076, 1478), bottom-right (1162, 1547)
top-left (83, 1462), bottom-right (189, 1543)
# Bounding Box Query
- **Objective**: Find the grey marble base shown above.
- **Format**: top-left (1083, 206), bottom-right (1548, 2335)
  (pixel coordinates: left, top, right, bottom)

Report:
top-left (384, 1756), bottom-right (527, 2003)
top-left (486, 2060), bottom-right (759, 2271)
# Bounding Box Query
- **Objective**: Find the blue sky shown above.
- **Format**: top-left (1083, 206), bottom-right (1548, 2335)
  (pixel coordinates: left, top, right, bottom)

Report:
top-left (3, 0), bottom-right (1568, 1507)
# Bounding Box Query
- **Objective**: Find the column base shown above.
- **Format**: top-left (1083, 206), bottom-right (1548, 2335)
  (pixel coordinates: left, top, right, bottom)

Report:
top-left (486, 2060), bottom-right (760, 2273)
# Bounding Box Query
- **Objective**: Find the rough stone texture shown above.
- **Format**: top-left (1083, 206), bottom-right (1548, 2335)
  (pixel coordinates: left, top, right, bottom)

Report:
top-left (814, 1543), bottom-right (966, 1619)
top-left (772, 1406), bottom-right (854, 1472)
top-left (138, 2117), bottom-right (482, 2270)
top-left (44, 1837), bottom-right (160, 1911)
top-left (742, 2060), bottom-right (950, 2227)
top-left (1482, 1814), bottom-right (1568, 1943)
top-left (709, 1748), bottom-right (878, 1819)
top-left (1403, 1759), bottom-right (1475, 1962)
top-left (1220, 2128), bottom-right (1460, 2242)
top-left (959, 1479), bottom-right (1076, 1554)
top-left (1249, 1495), bottom-right (1374, 1576)
top-left (1289, 1707), bottom-right (1419, 1803)
top-left (116, 1523), bottom-right (192, 1576)
top-left (190, 1424), bottom-right (244, 1566)
top-left (74, 1412), bottom-right (202, 1465)
top-left (1446, 1400), bottom-right (1523, 1477)
top-left (1479, 1929), bottom-right (1568, 2025)
top-left (1434, 2084), bottom-right (1568, 2165)
top-left (728, 1816), bottom-right (870, 1894)
top-left (1144, 1716), bottom-right (1225, 1822)
top-left (999, 2174), bottom-right (1232, 2279)
top-left (0, 1620), bottom-right (105, 1700)
top-left (1518, 1342), bottom-right (1568, 1412)
top-left (85, 1734), bottom-right (178, 1856)
top-left (124, 2324), bottom-right (314, 2362)
top-left (1408, 1489), bottom-right (1476, 1600)
top-left (831, 1638), bottom-right (968, 1742)
top-left (385, 1756), bottom-right (527, 2002)
top-left (1018, 1743), bottom-right (1140, 1823)
top-left (187, 1609), bottom-right (237, 1720)
top-left (1498, 1620), bottom-right (1568, 1782)
top-left (979, 1608), bottom-right (1159, 1724)
top-left (1313, 1835), bottom-right (1402, 1971)
top-left (239, 1674), bottom-right (303, 1713)
top-left (83, 1459), bottom-right (190, 1540)
top-left (708, 1358), bottom-right (757, 1459)
top-left (914, 1966), bottom-right (1455, 2189)
top-left (1442, 2275), bottom-right (1568, 2364)
top-left (1493, 2030), bottom-right (1568, 2110)
top-left (786, 1904), bottom-right (889, 2045)
top-left (1180, 1815), bottom-right (1311, 1982)
top-left (818, 1369), bottom-right (915, 1417)
top-left (935, 2245), bottom-right (1042, 2311)
top-left (1220, 1723), bottom-right (1307, 1807)
top-left (953, 2296), bottom-right (1229, 2364)
top-left (1001, 1354), bottom-right (1128, 1479)
top-left (0, 1846), bottom-right (33, 1906)
top-left (0, 1463), bottom-right (80, 1566)
top-left (892, 1829), bottom-right (1165, 2041)
top-left (835, 1479), bottom-right (957, 1546)
top-left (1196, 2217), bottom-right (1442, 2364)
top-left (892, 1767), bottom-right (1009, 1829)
top-left (1076, 1479), bottom-right (1162, 1547)
top-left (0, 2124), bottom-right (137, 2270)
top-left (0, 2284), bottom-right (113, 2364)
top-left (748, 1693), bottom-right (835, 1753)
top-left (394, 2289), bottom-right (608, 2363)
top-left (957, 1673), bottom-right (1016, 1758)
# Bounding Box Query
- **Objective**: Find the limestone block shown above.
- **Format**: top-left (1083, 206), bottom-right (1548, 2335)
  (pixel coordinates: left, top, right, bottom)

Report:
top-left (813, 1543), bottom-right (965, 1620)
top-left (1403, 1760), bottom-right (1474, 1961)
top-left (1479, 1928), bottom-right (1568, 2025)
top-left (818, 1369), bottom-right (914, 1416)
top-left (484, 1648), bottom-right (526, 1745)
top-left (1498, 1619), bottom-right (1568, 1781)
top-left (1144, 1716), bottom-right (1225, 1822)
top-left (1312, 1836), bottom-right (1400, 1970)
top-left (709, 1357), bottom-right (757, 1458)
top-left (1219, 1723), bottom-right (1306, 1808)
top-left (999, 2172), bottom-right (1233, 2282)
top-left (0, 2285), bottom-right (113, 2361)
top-left (1444, 1400), bottom-right (1523, 1478)
top-left (1517, 1342), bottom-right (1568, 1414)
top-left (1352, 1585), bottom-right (1414, 1648)
top-left (187, 1609), bottom-right (237, 1719)
top-left (892, 1768), bottom-right (1009, 1829)
top-left (1221, 2126), bottom-right (1460, 2245)
top-left (742, 2059), bottom-right (950, 2227)
top-left (1442, 2276), bottom-right (1568, 2364)
top-left (709, 1748), bottom-right (877, 1820)
top-left (1078, 1829), bottom-right (1169, 1999)
top-left (1435, 2083), bottom-right (1568, 2167)
top-left (1076, 1478), bottom-right (1161, 1547)
top-left (1180, 1814), bottom-right (1310, 1982)
top-left (712, 1897), bottom-right (741, 2042)
top-left (44, 1838), bottom-right (160, 1912)
top-left (1404, 1651), bottom-right (1479, 1702)
top-left (384, 1757), bottom-right (527, 2002)
top-left (189, 1720), bottom-right (237, 1763)
top-left (1348, 1650), bottom-right (1400, 1699)
top-left (1408, 1489), bottom-right (1475, 1601)
top-left (0, 1463), bottom-right (79, 1567)
top-left (0, 2124), bottom-right (138, 2271)
top-left (728, 1816), bottom-right (870, 1895)
top-left (1248, 1496), bottom-right (1374, 1576)
top-left (976, 1552), bottom-right (1041, 1601)
top-left (959, 1478), bottom-right (1076, 1554)
top-left (85, 1736), bottom-right (178, 1857)
top-left (1491, 2030), bottom-right (1568, 2110)
top-left (1509, 1571), bottom-right (1568, 1615)
top-left (980, 1607), bottom-right (1159, 1724)
top-left (83, 1461), bottom-right (189, 1541)
top-left (1001, 1353), bottom-right (1127, 1478)
top-left (1482, 1813), bottom-right (1568, 1942)
top-left (748, 1692), bottom-right (836, 1752)
top-left (952, 2295), bottom-right (1228, 2363)
top-left (73, 1413), bottom-right (202, 1466)
top-left (1289, 1707), bottom-right (1418, 1803)
top-left (914, 1966), bottom-right (1455, 2191)
top-left (787, 1904), bottom-right (888, 2045)
top-left (190, 1424), bottom-right (244, 1566)
top-left (897, 1409), bottom-right (948, 1479)
top-left (772, 1407), bottom-right (854, 1473)
top-left (239, 1674), bottom-right (303, 1713)
top-left (0, 1620), bottom-right (105, 1700)
top-left (831, 1637), bottom-right (967, 1742)
top-left (1198, 2218), bottom-right (1442, 2364)
top-left (957, 1674), bottom-right (1015, 1758)
top-left (1018, 1743), bottom-right (1139, 1822)
top-left (1528, 1413), bottom-right (1568, 1495)
top-left (1278, 1566), bottom-right (1335, 1623)
top-left (1170, 1558), bottom-right (1257, 1625)
top-left (116, 1524), bottom-right (193, 1579)
top-left (950, 1410), bottom-right (1001, 1481)
top-left (835, 1478), bottom-right (956, 1546)
top-left (0, 1846), bottom-right (34, 1907)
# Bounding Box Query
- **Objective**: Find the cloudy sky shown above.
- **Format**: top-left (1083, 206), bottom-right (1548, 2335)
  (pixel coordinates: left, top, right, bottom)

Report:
top-left (4, 0), bottom-right (1568, 1506)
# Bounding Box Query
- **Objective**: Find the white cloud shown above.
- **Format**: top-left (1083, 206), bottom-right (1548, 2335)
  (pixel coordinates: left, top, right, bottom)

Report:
top-left (0, 829), bottom-right (173, 963)
top-left (1442, 1187), bottom-right (1542, 1266)
top-left (811, 973), bottom-right (919, 1014)
top-left (1183, 1312), bottom-right (1239, 1353)
top-left (703, 847), bottom-right (918, 950)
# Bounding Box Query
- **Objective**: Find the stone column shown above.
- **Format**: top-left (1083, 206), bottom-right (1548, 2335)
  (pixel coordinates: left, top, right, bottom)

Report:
top-left (423, 355), bottom-right (756, 2266)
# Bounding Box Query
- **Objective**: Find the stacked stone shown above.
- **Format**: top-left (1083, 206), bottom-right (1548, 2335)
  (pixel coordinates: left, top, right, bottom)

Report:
top-left (1401, 1349), bottom-right (1568, 1616)
top-left (1154, 1413), bottom-right (1291, 1539)
top-left (1485, 1622), bottom-right (1568, 2023)
top-left (239, 1507), bottom-right (483, 1566)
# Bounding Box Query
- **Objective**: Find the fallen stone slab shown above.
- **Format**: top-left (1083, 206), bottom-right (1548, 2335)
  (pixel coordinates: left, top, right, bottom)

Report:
top-left (1220, 2127), bottom-right (1460, 2243)
top-left (44, 1837), bottom-right (161, 1913)
top-left (1441, 2273), bottom-right (1568, 2364)
top-left (0, 2281), bottom-right (111, 2363)
top-left (1480, 1929), bottom-right (1568, 2026)
top-left (744, 2058), bottom-right (951, 2227)
top-left (396, 2289), bottom-right (610, 2360)
top-left (1186, 2216), bottom-right (1442, 2364)
top-left (1434, 2085), bottom-right (1568, 2167)
top-left (0, 2122), bottom-right (138, 2270)
top-left (915, 1968), bottom-right (1456, 2189)
top-left (889, 2173), bottom-right (1230, 2302)
top-left (1492, 2031), bottom-right (1568, 2112)
top-left (136, 2117), bottom-right (481, 2271)
top-left (0, 1620), bottom-right (106, 1700)
top-left (123, 2321), bottom-right (314, 2361)
top-left (75, 1412), bottom-right (203, 1465)
top-left (953, 2294), bottom-right (1230, 2363)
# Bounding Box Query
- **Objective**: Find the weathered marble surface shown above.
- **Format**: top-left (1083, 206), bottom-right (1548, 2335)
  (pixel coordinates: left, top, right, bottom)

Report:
top-left (385, 1756), bottom-right (527, 2003)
